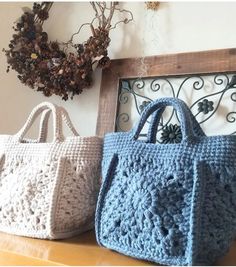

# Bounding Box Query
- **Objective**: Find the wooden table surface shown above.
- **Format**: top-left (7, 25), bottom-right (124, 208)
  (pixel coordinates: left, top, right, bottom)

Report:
top-left (0, 230), bottom-right (235, 266)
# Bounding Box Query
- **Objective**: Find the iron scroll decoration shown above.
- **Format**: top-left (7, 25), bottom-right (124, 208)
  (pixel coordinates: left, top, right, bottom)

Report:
top-left (116, 73), bottom-right (236, 144)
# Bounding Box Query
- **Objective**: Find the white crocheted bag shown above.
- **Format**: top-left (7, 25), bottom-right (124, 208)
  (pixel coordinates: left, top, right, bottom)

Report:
top-left (0, 102), bottom-right (102, 239)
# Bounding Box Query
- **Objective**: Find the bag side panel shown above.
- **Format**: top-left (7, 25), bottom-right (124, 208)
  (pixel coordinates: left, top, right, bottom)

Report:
top-left (51, 159), bottom-right (101, 238)
top-left (0, 155), bottom-right (61, 238)
top-left (97, 153), bottom-right (199, 265)
top-left (194, 162), bottom-right (236, 265)
top-left (96, 154), bottom-right (119, 245)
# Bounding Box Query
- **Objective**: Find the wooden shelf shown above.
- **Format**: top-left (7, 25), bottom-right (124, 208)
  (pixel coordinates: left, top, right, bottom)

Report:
top-left (0, 230), bottom-right (151, 266)
top-left (0, 230), bottom-right (235, 265)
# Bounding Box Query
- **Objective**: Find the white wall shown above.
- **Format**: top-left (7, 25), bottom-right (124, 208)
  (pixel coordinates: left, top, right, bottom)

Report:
top-left (0, 2), bottom-right (236, 138)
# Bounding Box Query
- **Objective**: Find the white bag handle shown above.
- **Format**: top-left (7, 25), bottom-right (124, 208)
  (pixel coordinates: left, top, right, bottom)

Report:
top-left (16, 102), bottom-right (80, 143)
top-left (21, 109), bottom-right (51, 143)
top-left (59, 107), bottom-right (79, 137)
top-left (37, 108), bottom-right (52, 142)
top-left (15, 102), bottom-right (60, 142)
top-left (36, 106), bottom-right (79, 142)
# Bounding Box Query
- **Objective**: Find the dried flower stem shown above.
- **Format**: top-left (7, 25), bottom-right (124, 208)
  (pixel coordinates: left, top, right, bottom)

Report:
top-left (90, 2), bottom-right (102, 27)
top-left (4, 2), bottom-right (133, 101)
top-left (109, 6), bottom-right (134, 30)
top-left (68, 2), bottom-right (133, 45)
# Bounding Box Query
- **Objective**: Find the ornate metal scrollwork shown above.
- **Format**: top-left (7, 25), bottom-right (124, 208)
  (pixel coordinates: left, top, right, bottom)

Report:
top-left (116, 74), bottom-right (236, 143)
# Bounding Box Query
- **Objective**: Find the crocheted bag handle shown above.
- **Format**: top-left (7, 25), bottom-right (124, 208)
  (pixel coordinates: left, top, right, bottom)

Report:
top-left (37, 106), bottom-right (79, 142)
top-left (37, 108), bottom-right (51, 142)
top-left (15, 102), bottom-right (63, 142)
top-left (21, 109), bottom-right (51, 143)
top-left (147, 101), bottom-right (206, 143)
top-left (59, 107), bottom-right (79, 137)
top-left (131, 98), bottom-right (196, 141)
top-left (16, 103), bottom-right (79, 143)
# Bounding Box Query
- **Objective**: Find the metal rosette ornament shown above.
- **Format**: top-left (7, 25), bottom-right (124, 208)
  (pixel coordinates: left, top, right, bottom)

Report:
top-left (4, 2), bottom-right (133, 100)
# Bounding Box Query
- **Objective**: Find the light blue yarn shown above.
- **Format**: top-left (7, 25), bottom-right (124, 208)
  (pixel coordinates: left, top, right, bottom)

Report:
top-left (95, 97), bottom-right (236, 266)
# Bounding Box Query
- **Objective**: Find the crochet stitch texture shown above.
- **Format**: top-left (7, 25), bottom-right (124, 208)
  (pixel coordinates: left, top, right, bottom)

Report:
top-left (0, 102), bottom-right (102, 239)
top-left (95, 97), bottom-right (236, 265)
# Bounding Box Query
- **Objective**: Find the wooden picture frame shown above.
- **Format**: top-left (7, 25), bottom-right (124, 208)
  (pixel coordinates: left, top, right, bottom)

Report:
top-left (96, 48), bottom-right (236, 137)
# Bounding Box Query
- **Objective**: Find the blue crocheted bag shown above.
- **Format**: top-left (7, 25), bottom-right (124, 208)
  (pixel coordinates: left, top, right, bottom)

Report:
top-left (95, 97), bottom-right (236, 266)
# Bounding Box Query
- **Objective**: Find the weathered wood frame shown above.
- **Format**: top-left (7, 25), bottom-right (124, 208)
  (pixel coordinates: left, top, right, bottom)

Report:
top-left (96, 48), bottom-right (236, 137)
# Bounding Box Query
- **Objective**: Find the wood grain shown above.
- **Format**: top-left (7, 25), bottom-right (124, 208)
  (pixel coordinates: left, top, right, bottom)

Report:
top-left (96, 48), bottom-right (236, 136)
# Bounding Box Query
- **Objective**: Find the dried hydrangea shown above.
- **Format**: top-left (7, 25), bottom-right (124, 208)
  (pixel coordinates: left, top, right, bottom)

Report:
top-left (3, 2), bottom-right (115, 100)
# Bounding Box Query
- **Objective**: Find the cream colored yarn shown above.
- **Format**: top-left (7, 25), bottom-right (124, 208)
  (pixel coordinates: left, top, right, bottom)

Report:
top-left (0, 102), bottom-right (102, 239)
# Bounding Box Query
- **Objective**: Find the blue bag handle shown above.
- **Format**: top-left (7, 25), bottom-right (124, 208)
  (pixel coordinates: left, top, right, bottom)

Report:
top-left (131, 97), bottom-right (204, 142)
top-left (147, 101), bottom-right (205, 143)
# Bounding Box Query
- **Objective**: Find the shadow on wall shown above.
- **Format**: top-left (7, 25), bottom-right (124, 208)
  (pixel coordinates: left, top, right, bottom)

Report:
top-left (108, 2), bottom-right (144, 59)
top-left (109, 2), bottom-right (172, 60)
